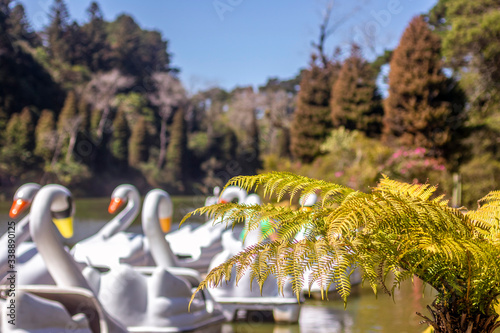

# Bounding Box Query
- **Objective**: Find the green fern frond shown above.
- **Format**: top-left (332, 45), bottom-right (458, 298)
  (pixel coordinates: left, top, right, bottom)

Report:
top-left (187, 174), bottom-right (500, 322)
top-left (226, 172), bottom-right (353, 204)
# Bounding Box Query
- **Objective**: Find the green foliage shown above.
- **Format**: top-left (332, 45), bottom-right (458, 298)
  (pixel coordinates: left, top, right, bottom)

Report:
top-left (331, 45), bottom-right (383, 137)
top-left (46, 0), bottom-right (70, 62)
top-left (460, 154), bottom-right (500, 208)
top-left (57, 91), bottom-right (77, 133)
top-left (45, 159), bottom-right (91, 186)
top-left (114, 92), bottom-right (151, 123)
top-left (79, 1), bottom-right (110, 71)
top-left (0, 108), bottom-right (35, 176)
top-left (110, 109), bottom-right (129, 164)
top-left (8, 3), bottom-right (40, 46)
top-left (188, 132), bottom-right (209, 158)
top-left (184, 172), bottom-right (500, 332)
top-left (34, 109), bottom-right (56, 163)
top-left (263, 127), bottom-right (392, 190)
top-left (107, 14), bottom-right (170, 77)
top-left (77, 99), bottom-right (90, 135)
top-left (0, 31), bottom-right (62, 116)
top-left (89, 108), bottom-right (100, 141)
top-left (165, 108), bottom-right (187, 189)
top-left (258, 72), bottom-right (302, 94)
top-left (290, 55), bottom-right (338, 163)
top-left (128, 115), bottom-right (148, 167)
top-left (440, 0), bottom-right (500, 87)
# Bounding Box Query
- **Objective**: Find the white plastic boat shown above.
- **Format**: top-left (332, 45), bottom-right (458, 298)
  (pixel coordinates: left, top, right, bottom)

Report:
top-left (206, 194), bottom-right (303, 323)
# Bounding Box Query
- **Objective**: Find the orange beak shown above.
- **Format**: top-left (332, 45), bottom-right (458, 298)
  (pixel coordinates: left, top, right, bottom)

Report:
top-left (217, 198), bottom-right (228, 204)
top-left (108, 198), bottom-right (124, 214)
top-left (10, 199), bottom-right (28, 218)
top-left (160, 217), bottom-right (172, 233)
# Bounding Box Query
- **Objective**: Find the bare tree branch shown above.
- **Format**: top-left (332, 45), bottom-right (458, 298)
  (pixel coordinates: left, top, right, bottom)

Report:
top-left (80, 69), bottom-right (134, 142)
top-left (312, 0), bottom-right (361, 67)
top-left (148, 72), bottom-right (187, 169)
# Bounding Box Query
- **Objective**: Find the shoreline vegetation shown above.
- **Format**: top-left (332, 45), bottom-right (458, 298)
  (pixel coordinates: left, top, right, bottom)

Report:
top-left (0, 0), bottom-right (498, 209)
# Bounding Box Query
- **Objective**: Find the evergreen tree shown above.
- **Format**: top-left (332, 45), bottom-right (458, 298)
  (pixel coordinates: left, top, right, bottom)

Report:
top-left (428, 0), bottom-right (500, 178)
top-left (108, 14), bottom-right (170, 77)
top-left (438, 0), bottom-right (500, 89)
top-left (35, 109), bottom-right (56, 163)
top-left (166, 108), bottom-right (187, 184)
top-left (239, 106), bottom-right (260, 174)
top-left (66, 21), bottom-right (85, 65)
top-left (110, 109), bottom-right (130, 165)
top-left (0, 107), bottom-right (8, 141)
top-left (0, 108), bottom-right (35, 176)
top-left (81, 1), bottom-right (110, 71)
top-left (58, 91), bottom-right (77, 133)
top-left (78, 98), bottom-right (91, 136)
top-left (19, 107), bottom-right (35, 151)
top-left (290, 54), bottom-right (339, 163)
top-left (57, 91), bottom-right (80, 162)
top-left (108, 14), bottom-right (141, 75)
top-left (90, 108), bottom-right (101, 141)
top-left (383, 16), bottom-right (465, 162)
top-left (8, 3), bottom-right (40, 46)
top-left (0, 0), bottom-right (62, 116)
top-left (331, 44), bottom-right (383, 137)
top-left (0, 0), bottom-right (13, 54)
top-left (46, 0), bottom-right (70, 62)
top-left (128, 115), bottom-right (148, 167)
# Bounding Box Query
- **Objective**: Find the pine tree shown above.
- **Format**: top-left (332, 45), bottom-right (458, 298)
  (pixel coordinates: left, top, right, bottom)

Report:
top-left (383, 16), bottom-right (465, 161)
top-left (290, 54), bottom-right (339, 163)
top-left (19, 107), bottom-right (35, 151)
top-left (240, 106), bottom-right (260, 174)
top-left (8, 3), bottom-right (40, 46)
top-left (35, 109), bottom-right (56, 163)
top-left (81, 1), bottom-right (110, 71)
top-left (46, 0), bottom-right (70, 62)
top-left (57, 91), bottom-right (80, 162)
top-left (0, 0), bottom-right (13, 53)
top-left (110, 109), bottom-right (130, 165)
top-left (331, 44), bottom-right (383, 137)
top-left (90, 108), bottom-right (100, 141)
top-left (58, 91), bottom-right (77, 133)
top-left (128, 115), bottom-right (148, 167)
top-left (0, 107), bottom-right (8, 141)
top-left (108, 14), bottom-right (141, 75)
top-left (166, 108), bottom-right (187, 184)
top-left (0, 108), bottom-right (35, 176)
top-left (66, 21), bottom-right (85, 65)
top-left (77, 98), bottom-right (91, 135)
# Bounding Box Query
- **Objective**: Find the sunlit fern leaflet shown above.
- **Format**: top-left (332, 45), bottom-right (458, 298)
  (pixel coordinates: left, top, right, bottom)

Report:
top-left (182, 172), bottom-right (500, 318)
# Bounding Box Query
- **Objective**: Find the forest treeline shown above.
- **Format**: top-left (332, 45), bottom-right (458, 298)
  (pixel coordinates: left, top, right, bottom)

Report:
top-left (0, 0), bottom-right (498, 205)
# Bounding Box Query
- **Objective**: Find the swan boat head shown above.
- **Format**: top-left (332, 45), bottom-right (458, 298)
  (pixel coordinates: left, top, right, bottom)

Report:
top-left (218, 186), bottom-right (247, 204)
top-left (9, 183), bottom-right (41, 218)
top-left (101, 184), bottom-right (141, 238)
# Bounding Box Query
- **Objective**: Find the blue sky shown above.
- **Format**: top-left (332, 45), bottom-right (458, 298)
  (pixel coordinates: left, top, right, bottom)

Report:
top-left (21, 0), bottom-right (437, 92)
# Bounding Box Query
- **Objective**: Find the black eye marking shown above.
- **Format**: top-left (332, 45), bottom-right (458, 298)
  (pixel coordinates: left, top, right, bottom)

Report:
top-left (52, 196), bottom-right (73, 219)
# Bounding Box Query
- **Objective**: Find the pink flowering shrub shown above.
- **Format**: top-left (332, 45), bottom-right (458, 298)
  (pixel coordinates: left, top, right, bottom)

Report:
top-left (262, 128), bottom-right (452, 195)
top-left (382, 147), bottom-right (448, 184)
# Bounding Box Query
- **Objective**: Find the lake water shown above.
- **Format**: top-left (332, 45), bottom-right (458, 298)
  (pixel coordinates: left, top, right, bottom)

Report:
top-left (0, 197), bottom-right (445, 332)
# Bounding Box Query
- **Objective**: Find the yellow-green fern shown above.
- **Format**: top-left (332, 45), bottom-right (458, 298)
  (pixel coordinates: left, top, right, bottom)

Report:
top-left (182, 172), bottom-right (500, 333)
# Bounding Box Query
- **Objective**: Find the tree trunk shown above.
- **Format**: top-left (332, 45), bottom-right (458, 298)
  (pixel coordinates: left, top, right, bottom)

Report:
top-left (65, 129), bottom-right (77, 163)
top-left (51, 134), bottom-right (63, 169)
top-left (65, 118), bottom-right (81, 163)
top-left (157, 116), bottom-right (167, 170)
top-left (417, 300), bottom-right (500, 333)
top-left (96, 105), bottom-right (110, 142)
